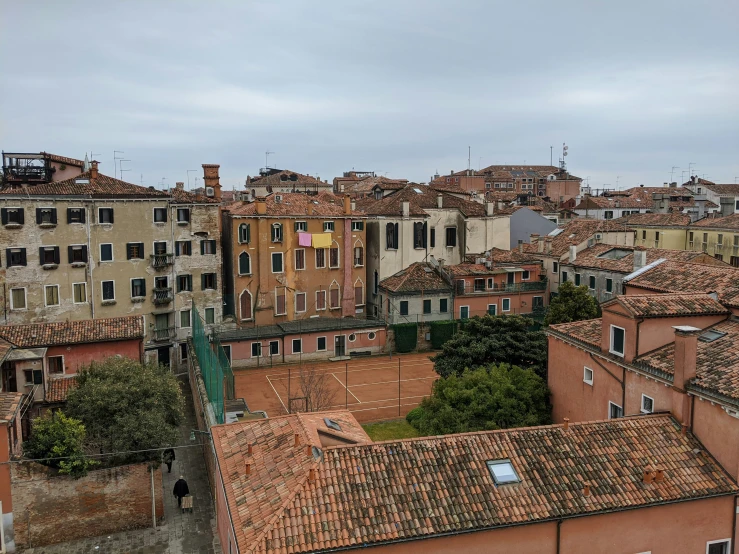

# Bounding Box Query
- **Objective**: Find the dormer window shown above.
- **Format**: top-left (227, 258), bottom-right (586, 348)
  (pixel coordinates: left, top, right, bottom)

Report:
top-left (324, 418), bottom-right (341, 431)
top-left (487, 459), bottom-right (520, 485)
top-left (610, 325), bottom-right (625, 357)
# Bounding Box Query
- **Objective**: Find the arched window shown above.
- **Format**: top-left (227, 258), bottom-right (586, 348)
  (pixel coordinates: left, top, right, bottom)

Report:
top-left (238, 251), bottom-right (251, 275)
top-left (329, 281), bottom-right (341, 309)
top-left (329, 241), bottom-right (340, 268)
top-left (353, 240), bottom-right (364, 267)
top-left (271, 223), bottom-right (282, 242)
top-left (354, 279), bottom-right (364, 307)
top-left (240, 290), bottom-right (253, 321)
top-left (238, 223), bottom-right (251, 244)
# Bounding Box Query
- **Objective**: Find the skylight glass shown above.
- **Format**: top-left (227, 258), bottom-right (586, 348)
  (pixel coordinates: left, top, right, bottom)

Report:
top-left (413, 188), bottom-right (423, 194)
top-left (699, 330), bottom-right (727, 343)
top-left (324, 418), bottom-right (342, 431)
top-left (487, 459), bottom-right (520, 484)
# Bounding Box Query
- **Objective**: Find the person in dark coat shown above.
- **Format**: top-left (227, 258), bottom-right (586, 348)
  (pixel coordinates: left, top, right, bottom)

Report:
top-left (162, 448), bottom-right (175, 473)
top-left (173, 476), bottom-right (189, 507)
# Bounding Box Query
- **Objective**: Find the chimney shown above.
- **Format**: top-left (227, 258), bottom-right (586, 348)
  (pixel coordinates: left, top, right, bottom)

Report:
top-left (695, 196), bottom-right (706, 221)
top-left (202, 164), bottom-right (222, 201)
top-left (669, 182), bottom-right (677, 188)
top-left (255, 197), bottom-right (267, 215)
top-left (545, 237), bottom-right (552, 254)
top-left (643, 466), bottom-right (654, 484)
top-left (436, 194), bottom-right (443, 209)
top-left (307, 202), bottom-right (314, 216)
top-left (563, 417), bottom-right (569, 431)
top-left (672, 326), bottom-right (701, 389)
top-left (294, 433), bottom-right (300, 447)
top-left (583, 482), bottom-right (590, 497)
top-left (654, 468), bottom-right (665, 482)
top-left (485, 201), bottom-right (494, 216)
top-left (351, 199), bottom-right (356, 212)
top-left (175, 181), bottom-right (184, 190)
top-left (720, 197), bottom-right (734, 217)
top-left (401, 201), bottom-right (410, 218)
top-left (497, 200), bottom-right (505, 211)
top-left (245, 462), bottom-right (251, 476)
top-left (633, 249), bottom-right (647, 272)
top-left (569, 245), bottom-right (577, 263)
top-left (90, 161), bottom-right (99, 179)
top-left (531, 234), bottom-right (542, 253)
top-left (309, 468), bottom-right (316, 481)
top-left (247, 443), bottom-right (253, 456)
top-left (343, 194), bottom-right (351, 215)
top-left (518, 239), bottom-right (524, 253)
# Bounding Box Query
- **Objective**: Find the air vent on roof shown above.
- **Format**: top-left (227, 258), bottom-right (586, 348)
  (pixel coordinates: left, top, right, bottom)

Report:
top-left (75, 179), bottom-right (90, 184)
top-left (205, 187), bottom-right (215, 197)
top-left (699, 330), bottom-right (727, 343)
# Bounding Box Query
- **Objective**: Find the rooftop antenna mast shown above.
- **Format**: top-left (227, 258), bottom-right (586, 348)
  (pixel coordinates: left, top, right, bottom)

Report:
top-left (187, 170), bottom-right (197, 191)
top-left (119, 159), bottom-right (131, 181)
top-left (550, 146), bottom-right (553, 166)
top-left (688, 162), bottom-right (696, 178)
top-left (113, 150), bottom-right (124, 179)
top-left (559, 143), bottom-right (568, 172)
top-left (670, 166), bottom-right (679, 183)
top-left (265, 151), bottom-right (274, 169)
top-left (616, 175), bottom-right (621, 190)
top-left (467, 146), bottom-right (471, 173)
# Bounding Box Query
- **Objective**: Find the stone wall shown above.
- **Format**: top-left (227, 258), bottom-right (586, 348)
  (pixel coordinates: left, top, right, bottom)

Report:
top-left (11, 461), bottom-right (162, 550)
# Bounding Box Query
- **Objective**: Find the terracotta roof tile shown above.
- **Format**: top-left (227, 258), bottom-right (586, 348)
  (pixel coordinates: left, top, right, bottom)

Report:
top-left (0, 337), bottom-right (13, 362)
top-left (702, 183), bottom-right (739, 196)
top-left (0, 316), bottom-right (144, 348)
top-left (343, 176), bottom-right (408, 195)
top-left (379, 263), bottom-right (451, 294)
top-left (608, 293), bottom-right (730, 318)
top-left (43, 152), bottom-right (85, 167)
top-left (46, 375), bottom-right (78, 403)
top-left (226, 192), bottom-right (358, 217)
top-left (248, 170), bottom-right (327, 189)
top-left (168, 186), bottom-right (220, 204)
top-left (617, 213), bottom-right (693, 227)
top-left (549, 318), bottom-right (602, 348)
top-left (0, 392), bottom-right (23, 423)
top-left (216, 412), bottom-right (738, 553)
top-left (533, 219), bottom-right (631, 258)
top-left (0, 170), bottom-right (169, 198)
top-left (355, 185), bottom-right (487, 218)
top-left (691, 213), bottom-right (739, 230)
top-left (564, 244), bottom-right (719, 273)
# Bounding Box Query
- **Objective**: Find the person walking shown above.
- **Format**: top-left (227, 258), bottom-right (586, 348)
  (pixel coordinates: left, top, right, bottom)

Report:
top-left (173, 476), bottom-right (189, 507)
top-left (162, 448), bottom-right (175, 473)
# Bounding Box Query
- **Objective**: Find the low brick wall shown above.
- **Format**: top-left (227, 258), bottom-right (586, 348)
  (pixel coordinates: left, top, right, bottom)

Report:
top-left (11, 461), bottom-right (163, 550)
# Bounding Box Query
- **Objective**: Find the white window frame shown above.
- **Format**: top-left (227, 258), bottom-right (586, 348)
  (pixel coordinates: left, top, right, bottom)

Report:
top-left (609, 325), bottom-right (626, 357)
top-left (47, 354), bottom-right (65, 375)
top-left (323, 221), bottom-right (334, 232)
top-left (98, 207), bottom-right (114, 224)
top-left (251, 342), bottom-right (262, 358)
top-left (101, 280), bottom-right (116, 302)
top-left (444, 226), bottom-right (457, 248)
top-left (315, 248), bottom-right (327, 269)
top-left (131, 278), bottom-right (146, 299)
top-left (641, 394), bottom-right (654, 414)
top-left (44, 284), bottom-right (60, 307)
top-left (295, 291), bottom-right (307, 313)
top-left (351, 220), bottom-right (363, 231)
top-left (606, 278), bottom-right (613, 293)
top-left (292, 338), bottom-right (302, 354)
top-left (583, 367), bottom-right (594, 386)
top-left (204, 307), bottom-right (215, 325)
top-left (295, 220), bottom-right (307, 232)
top-left (608, 401), bottom-right (623, 420)
top-left (10, 287), bottom-right (27, 311)
top-left (316, 336), bottom-right (327, 352)
top-left (294, 248), bottom-right (306, 271)
top-left (521, 270), bottom-right (530, 281)
top-left (153, 207), bottom-right (167, 223)
top-left (239, 289), bottom-right (253, 321)
top-left (176, 207), bottom-right (190, 223)
top-left (271, 252), bottom-right (284, 274)
top-left (238, 251), bottom-right (252, 275)
top-left (706, 540), bottom-right (731, 554)
top-left (459, 305), bottom-right (469, 319)
top-left (502, 298), bottom-right (511, 312)
top-left (589, 275), bottom-right (596, 290)
top-left (180, 309), bottom-right (192, 329)
top-left (72, 282), bottom-right (88, 304)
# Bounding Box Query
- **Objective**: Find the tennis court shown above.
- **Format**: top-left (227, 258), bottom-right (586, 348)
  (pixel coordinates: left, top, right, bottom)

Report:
top-left (233, 353), bottom-right (438, 422)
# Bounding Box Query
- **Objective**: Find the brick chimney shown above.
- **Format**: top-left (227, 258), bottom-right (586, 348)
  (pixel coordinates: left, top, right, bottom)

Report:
top-left (175, 182), bottom-right (184, 190)
top-left (255, 197), bottom-right (267, 215)
top-left (518, 239), bottom-right (524, 253)
top-left (90, 161), bottom-right (99, 179)
top-left (485, 201), bottom-right (495, 216)
top-left (202, 164), bottom-right (222, 201)
top-left (343, 194), bottom-right (351, 215)
top-left (672, 325), bottom-right (701, 425)
top-left (544, 236), bottom-right (552, 254)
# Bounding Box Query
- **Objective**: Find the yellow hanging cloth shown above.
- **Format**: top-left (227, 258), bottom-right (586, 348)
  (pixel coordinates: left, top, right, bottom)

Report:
top-left (312, 233), bottom-right (332, 248)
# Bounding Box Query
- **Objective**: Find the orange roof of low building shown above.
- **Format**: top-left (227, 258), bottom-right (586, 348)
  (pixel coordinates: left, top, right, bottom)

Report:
top-left (46, 375), bottom-right (78, 403)
top-left (379, 262), bottom-right (451, 294)
top-left (248, 170), bottom-right (327, 189)
top-left (523, 219), bottom-right (631, 258)
top-left (0, 316), bottom-right (144, 348)
top-left (617, 213), bottom-right (693, 227)
top-left (355, 184), bottom-right (486, 218)
top-left (548, 318), bottom-right (603, 348)
top-left (0, 392), bottom-right (24, 423)
top-left (563, 244), bottom-right (722, 273)
top-left (605, 293), bottom-right (730, 318)
top-left (226, 192), bottom-right (359, 218)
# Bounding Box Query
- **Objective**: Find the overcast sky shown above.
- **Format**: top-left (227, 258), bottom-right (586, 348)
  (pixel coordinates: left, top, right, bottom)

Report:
top-left (2, 1), bottom-right (738, 191)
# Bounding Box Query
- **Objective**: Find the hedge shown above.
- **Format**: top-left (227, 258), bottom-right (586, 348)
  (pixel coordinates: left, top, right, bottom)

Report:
top-left (392, 323), bottom-right (418, 353)
top-left (429, 320), bottom-right (457, 349)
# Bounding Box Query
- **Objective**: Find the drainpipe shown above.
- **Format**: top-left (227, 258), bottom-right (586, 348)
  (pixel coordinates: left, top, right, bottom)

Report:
top-left (86, 205), bottom-right (95, 320)
top-left (150, 465), bottom-right (157, 529)
top-left (556, 519), bottom-right (562, 554)
top-left (731, 495), bottom-right (737, 554)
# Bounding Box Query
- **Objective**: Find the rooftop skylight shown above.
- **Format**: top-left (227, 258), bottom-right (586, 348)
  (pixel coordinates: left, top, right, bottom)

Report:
top-left (596, 248), bottom-right (632, 260)
top-left (413, 188), bottom-right (423, 194)
top-left (324, 418), bottom-right (342, 431)
top-left (699, 330), bottom-right (727, 343)
top-left (487, 459), bottom-right (520, 485)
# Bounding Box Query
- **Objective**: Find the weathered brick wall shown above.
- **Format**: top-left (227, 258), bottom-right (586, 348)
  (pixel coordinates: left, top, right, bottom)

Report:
top-left (11, 461), bottom-right (163, 550)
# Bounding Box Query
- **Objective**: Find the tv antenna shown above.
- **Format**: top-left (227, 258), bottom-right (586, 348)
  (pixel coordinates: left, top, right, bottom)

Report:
top-left (559, 143), bottom-right (568, 171)
top-left (187, 170), bottom-right (197, 190)
top-left (113, 150), bottom-right (124, 179)
top-left (616, 176), bottom-right (621, 189)
top-left (265, 151), bottom-right (274, 169)
top-left (688, 162), bottom-right (696, 177)
top-left (670, 166), bottom-right (679, 183)
top-left (119, 159), bottom-right (131, 180)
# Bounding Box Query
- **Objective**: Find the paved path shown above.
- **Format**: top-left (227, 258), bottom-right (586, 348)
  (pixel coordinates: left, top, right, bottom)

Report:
top-left (25, 378), bottom-right (221, 554)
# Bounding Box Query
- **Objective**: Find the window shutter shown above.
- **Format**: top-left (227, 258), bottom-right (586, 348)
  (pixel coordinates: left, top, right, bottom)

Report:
top-left (36, 208), bottom-right (42, 224)
top-left (394, 223), bottom-right (399, 249)
top-left (54, 247), bottom-right (61, 265)
top-left (422, 222), bottom-right (428, 248)
top-left (386, 223), bottom-right (393, 249)
top-left (109, 209), bottom-right (114, 224)
top-left (20, 249), bottom-right (27, 266)
top-left (18, 209), bottom-right (24, 224)
top-left (201, 274), bottom-right (206, 290)
top-left (82, 245), bottom-right (88, 261)
top-left (68, 245), bottom-right (75, 263)
top-left (51, 209), bottom-right (57, 224)
top-left (38, 247), bottom-right (44, 263)
top-left (200, 240), bottom-right (205, 255)
top-left (80, 209), bottom-right (86, 223)
top-left (5, 249), bottom-right (10, 267)
top-left (67, 208), bottom-right (73, 223)
top-left (0, 209), bottom-right (6, 225)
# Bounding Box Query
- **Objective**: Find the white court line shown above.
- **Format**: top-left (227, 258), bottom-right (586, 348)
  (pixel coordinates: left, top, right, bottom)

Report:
top-left (345, 376), bottom-right (437, 388)
top-left (340, 401), bottom-right (428, 414)
top-left (265, 375), bottom-right (288, 414)
top-left (332, 373), bottom-right (361, 403)
top-left (262, 361), bottom-right (435, 380)
top-left (328, 394), bottom-right (429, 410)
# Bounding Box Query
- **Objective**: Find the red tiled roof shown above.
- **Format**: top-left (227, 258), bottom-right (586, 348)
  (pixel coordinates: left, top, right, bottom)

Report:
top-left (528, 219), bottom-right (631, 258)
top-left (46, 375), bottom-right (78, 403)
top-left (703, 183), bottom-right (739, 196)
top-left (0, 316), bottom-right (144, 348)
top-left (43, 152), bottom-right (85, 167)
top-left (0, 392), bottom-right (23, 423)
top-left (248, 170), bottom-right (328, 189)
top-left (0, 170), bottom-right (170, 198)
top-left (342, 176), bottom-right (407, 196)
top-left (379, 263), bottom-right (451, 294)
top-left (0, 337), bottom-right (13, 362)
top-left (548, 318), bottom-right (602, 348)
top-left (226, 192), bottom-right (358, 217)
top-left (606, 293), bottom-right (730, 318)
top-left (563, 244), bottom-right (719, 273)
top-left (617, 213), bottom-right (693, 227)
top-left (691, 213), bottom-right (739, 230)
top-left (486, 247), bottom-right (542, 264)
top-left (356, 184), bottom-right (486, 218)
top-left (215, 412), bottom-right (737, 554)
top-left (168, 186), bottom-right (220, 204)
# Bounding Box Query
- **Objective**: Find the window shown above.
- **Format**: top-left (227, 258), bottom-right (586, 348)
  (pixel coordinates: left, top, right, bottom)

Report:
top-left (48, 356), bottom-right (64, 375)
top-left (502, 298), bottom-right (511, 312)
top-left (589, 275), bottom-right (596, 290)
top-left (413, 222), bottom-right (426, 249)
top-left (73, 282), bottom-right (87, 303)
top-left (423, 299), bottom-right (431, 314)
top-left (351, 220), bottom-right (364, 231)
top-left (317, 337), bottom-right (327, 351)
top-left (131, 279), bottom-right (146, 298)
top-left (153, 208), bottom-right (167, 222)
top-left (177, 208), bottom-right (190, 223)
top-left (180, 309), bottom-right (191, 328)
top-left (295, 249), bottom-right (305, 270)
top-left (707, 540), bottom-right (731, 554)
top-left (715, 254), bottom-right (724, 261)
top-left (575, 273), bottom-right (581, 286)
top-left (604, 210), bottom-right (613, 219)
top-left (238, 223), bottom-right (251, 243)
top-left (180, 342), bottom-right (188, 362)
top-left (67, 207), bottom-right (85, 223)
top-left (295, 292), bottom-right (306, 313)
top-left (240, 290), bottom-right (253, 320)
top-left (101, 280), bottom-right (115, 301)
top-left (460, 306), bottom-right (469, 319)
top-left (177, 274), bottom-right (192, 292)
top-left (100, 243), bottom-right (113, 262)
top-left (329, 245), bottom-right (340, 268)
top-left (271, 223), bottom-right (283, 242)
top-left (445, 226), bottom-right (457, 247)
top-left (655, 231), bottom-right (660, 241)
top-left (606, 278), bottom-right (613, 293)
top-left (487, 278), bottom-right (494, 289)
top-left (400, 301), bottom-right (409, 316)
top-left (522, 270), bottom-right (530, 281)
top-left (316, 290), bottom-right (326, 311)
top-left (39, 246), bottom-right (60, 266)
top-left (201, 240), bottom-right (216, 254)
top-left (44, 285), bottom-right (60, 306)
top-left (290, 338), bottom-right (302, 354)
top-left (430, 227), bottom-right (435, 247)
top-left (486, 460), bottom-right (520, 485)
top-left (24, 369), bottom-right (43, 385)
top-left (562, 271), bottom-right (568, 282)
top-left (295, 221), bottom-right (307, 232)
top-left (205, 307), bottom-right (215, 324)
top-left (329, 287), bottom-right (340, 309)
top-left (472, 278), bottom-right (483, 292)
top-left (238, 252), bottom-right (252, 274)
top-left (251, 343), bottom-right (262, 357)
top-left (718, 234), bottom-right (724, 245)
top-left (68, 245), bottom-right (88, 264)
top-left (641, 394), bottom-right (654, 414)
top-left (1, 207), bottom-right (24, 225)
top-left (98, 208), bottom-right (114, 224)
top-left (6, 248), bottom-right (27, 267)
top-left (354, 246), bottom-right (364, 267)
top-left (202, 273), bottom-right (217, 290)
top-left (610, 325), bottom-right (625, 356)
top-left (731, 256), bottom-right (739, 268)
top-left (533, 296), bottom-right (544, 309)
top-left (439, 298), bottom-right (448, 313)
top-left (642, 230), bottom-right (646, 240)
top-left (153, 241), bottom-right (167, 255)
top-left (584, 367), bottom-right (593, 385)
top-left (275, 289), bottom-right (286, 315)
top-left (269, 340), bottom-right (279, 355)
top-left (323, 221), bottom-right (334, 232)
top-left (315, 248), bottom-right (326, 268)
top-left (488, 304), bottom-right (497, 316)
top-left (36, 207), bottom-right (57, 225)
top-left (609, 402), bottom-right (623, 419)
top-left (734, 235), bottom-right (739, 247)
top-left (271, 252), bottom-right (284, 273)
top-left (386, 222), bottom-right (399, 250)
top-left (126, 243), bottom-right (144, 260)
top-left (354, 283), bottom-right (364, 306)
top-left (10, 288), bottom-right (26, 310)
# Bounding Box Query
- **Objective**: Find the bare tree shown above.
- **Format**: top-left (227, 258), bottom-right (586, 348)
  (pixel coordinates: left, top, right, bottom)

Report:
top-left (297, 366), bottom-right (338, 412)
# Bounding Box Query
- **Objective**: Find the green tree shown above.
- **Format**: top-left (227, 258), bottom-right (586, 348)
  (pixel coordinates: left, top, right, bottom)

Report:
top-left (66, 357), bottom-right (184, 465)
top-left (544, 281), bottom-right (600, 326)
top-left (409, 364), bottom-right (551, 435)
top-left (431, 314), bottom-right (547, 379)
top-left (24, 412), bottom-right (97, 477)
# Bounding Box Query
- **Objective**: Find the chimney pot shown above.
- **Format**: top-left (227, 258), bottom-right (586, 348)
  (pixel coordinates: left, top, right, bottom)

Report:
top-left (294, 434), bottom-right (300, 447)
top-left (681, 423), bottom-right (688, 436)
top-left (247, 443), bottom-right (253, 456)
top-left (563, 417), bottom-right (569, 431)
top-left (245, 462), bottom-right (251, 475)
top-left (655, 468), bottom-right (665, 482)
top-left (583, 482), bottom-right (590, 496)
top-left (343, 194), bottom-right (351, 215)
top-left (437, 194), bottom-right (443, 209)
top-left (643, 466), bottom-right (654, 484)
top-left (256, 197), bottom-right (267, 215)
top-left (401, 201), bottom-right (410, 217)
top-left (90, 161), bottom-right (99, 179)
top-left (309, 468), bottom-right (316, 481)
top-left (673, 326), bottom-right (701, 390)
top-left (633, 249), bottom-right (647, 272)
top-left (569, 244), bottom-right (577, 263)
top-left (518, 239), bottom-right (524, 253)
top-left (202, 164), bottom-right (222, 201)
top-left (545, 237), bottom-right (552, 254)
top-left (306, 445), bottom-right (313, 457)
top-left (175, 181), bottom-right (184, 190)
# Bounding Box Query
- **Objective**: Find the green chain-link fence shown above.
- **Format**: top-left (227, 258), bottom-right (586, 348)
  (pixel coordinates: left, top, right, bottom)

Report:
top-left (192, 304), bottom-right (234, 424)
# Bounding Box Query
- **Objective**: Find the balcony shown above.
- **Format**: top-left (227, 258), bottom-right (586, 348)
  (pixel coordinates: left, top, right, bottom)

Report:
top-left (150, 253), bottom-right (174, 269)
top-left (456, 279), bottom-right (547, 296)
top-left (152, 327), bottom-right (176, 342)
top-left (152, 287), bottom-right (173, 305)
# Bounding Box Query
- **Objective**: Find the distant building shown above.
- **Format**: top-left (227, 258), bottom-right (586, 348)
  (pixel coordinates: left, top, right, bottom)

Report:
top-left (333, 172), bottom-right (408, 197)
top-left (245, 168), bottom-right (332, 198)
top-left (683, 175), bottom-right (739, 213)
top-left (2, 151), bottom-right (85, 187)
top-left (379, 262), bottom-right (453, 325)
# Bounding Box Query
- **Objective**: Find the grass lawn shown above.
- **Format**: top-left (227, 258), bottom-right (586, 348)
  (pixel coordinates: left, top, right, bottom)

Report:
top-left (362, 419), bottom-right (421, 441)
